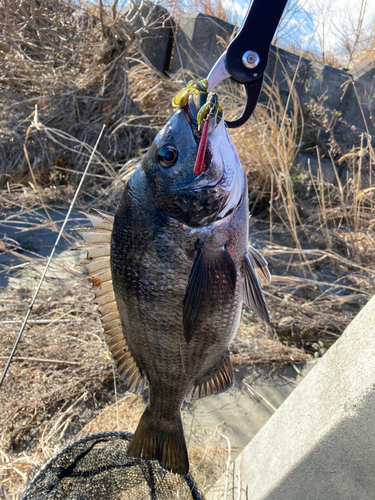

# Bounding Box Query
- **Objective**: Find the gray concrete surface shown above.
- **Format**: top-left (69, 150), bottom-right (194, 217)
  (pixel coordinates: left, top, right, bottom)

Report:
top-left (182, 362), bottom-right (315, 459)
top-left (341, 59), bottom-right (375, 135)
top-left (265, 46), bottom-right (349, 113)
top-left (208, 295), bottom-right (375, 500)
top-left (169, 12), bottom-right (235, 76)
top-left (121, 0), bottom-right (175, 75)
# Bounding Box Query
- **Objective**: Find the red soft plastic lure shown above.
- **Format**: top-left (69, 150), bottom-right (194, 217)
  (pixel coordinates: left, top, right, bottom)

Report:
top-left (193, 120), bottom-right (210, 176)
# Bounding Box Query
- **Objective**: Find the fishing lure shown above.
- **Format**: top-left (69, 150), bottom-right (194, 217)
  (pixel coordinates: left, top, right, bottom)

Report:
top-left (172, 78), bottom-right (223, 176)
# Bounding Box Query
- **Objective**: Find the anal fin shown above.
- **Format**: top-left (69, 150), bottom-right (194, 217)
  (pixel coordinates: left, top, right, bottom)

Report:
top-left (190, 353), bottom-right (234, 400)
top-left (183, 245), bottom-right (236, 344)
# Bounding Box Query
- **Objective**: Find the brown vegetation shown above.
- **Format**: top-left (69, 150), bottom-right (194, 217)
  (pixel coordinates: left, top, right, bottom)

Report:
top-left (1, 0), bottom-right (375, 498)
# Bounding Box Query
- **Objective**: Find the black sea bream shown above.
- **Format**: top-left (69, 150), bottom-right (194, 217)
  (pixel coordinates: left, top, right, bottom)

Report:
top-left (77, 100), bottom-right (270, 475)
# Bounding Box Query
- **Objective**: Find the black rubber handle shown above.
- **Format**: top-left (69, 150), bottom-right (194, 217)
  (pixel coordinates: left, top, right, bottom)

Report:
top-left (225, 0), bottom-right (288, 84)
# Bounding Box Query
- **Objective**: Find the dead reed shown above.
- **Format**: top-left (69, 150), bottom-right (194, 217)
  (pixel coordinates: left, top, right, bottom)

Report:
top-left (0, 0), bottom-right (167, 191)
top-left (1, 1), bottom-right (375, 497)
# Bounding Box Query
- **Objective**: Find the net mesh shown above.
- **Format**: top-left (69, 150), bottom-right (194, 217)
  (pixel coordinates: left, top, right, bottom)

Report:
top-left (22, 432), bottom-right (204, 500)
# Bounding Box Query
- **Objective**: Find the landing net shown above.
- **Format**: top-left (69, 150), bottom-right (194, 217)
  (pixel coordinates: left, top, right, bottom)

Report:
top-left (22, 432), bottom-right (203, 500)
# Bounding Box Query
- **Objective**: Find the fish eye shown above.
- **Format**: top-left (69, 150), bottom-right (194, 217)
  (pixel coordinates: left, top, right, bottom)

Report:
top-left (158, 145), bottom-right (178, 168)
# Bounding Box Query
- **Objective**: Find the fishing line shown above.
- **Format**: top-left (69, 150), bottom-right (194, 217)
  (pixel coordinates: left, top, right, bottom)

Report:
top-left (0, 123), bottom-right (106, 390)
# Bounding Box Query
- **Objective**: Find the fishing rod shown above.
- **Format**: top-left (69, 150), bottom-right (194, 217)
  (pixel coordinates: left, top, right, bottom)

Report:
top-left (0, 122), bottom-right (106, 390)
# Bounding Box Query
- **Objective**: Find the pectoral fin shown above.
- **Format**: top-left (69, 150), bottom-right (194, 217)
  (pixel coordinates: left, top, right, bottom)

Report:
top-left (243, 254), bottom-right (270, 324)
top-left (183, 245), bottom-right (237, 344)
top-left (248, 244), bottom-right (271, 285)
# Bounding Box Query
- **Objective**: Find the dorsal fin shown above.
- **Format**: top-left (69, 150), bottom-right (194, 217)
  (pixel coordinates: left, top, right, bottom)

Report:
top-left (74, 210), bottom-right (146, 393)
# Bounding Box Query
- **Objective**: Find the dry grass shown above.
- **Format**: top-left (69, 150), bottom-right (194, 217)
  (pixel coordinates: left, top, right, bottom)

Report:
top-left (0, 283), bottom-right (114, 497)
top-left (0, 0), bottom-right (172, 192)
top-left (1, 1), bottom-right (375, 498)
top-left (164, 0), bottom-right (241, 25)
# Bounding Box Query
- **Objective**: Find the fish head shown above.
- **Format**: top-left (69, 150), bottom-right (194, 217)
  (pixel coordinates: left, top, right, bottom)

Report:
top-left (141, 96), bottom-right (245, 227)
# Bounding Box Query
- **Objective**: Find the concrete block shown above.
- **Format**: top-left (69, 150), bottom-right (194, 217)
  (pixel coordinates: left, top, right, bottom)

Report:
top-left (266, 46), bottom-right (313, 100)
top-left (169, 12), bottom-right (235, 77)
top-left (296, 155), bottom-right (339, 185)
top-left (265, 46), bottom-right (375, 137)
top-left (266, 47), bottom-right (349, 110)
top-left (208, 295), bottom-right (375, 500)
top-left (121, 1), bottom-right (175, 74)
top-left (308, 62), bottom-right (349, 110)
top-left (341, 60), bottom-right (375, 135)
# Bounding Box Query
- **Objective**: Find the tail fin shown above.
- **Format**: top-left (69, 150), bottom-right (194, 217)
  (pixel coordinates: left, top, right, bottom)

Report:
top-left (128, 406), bottom-right (189, 475)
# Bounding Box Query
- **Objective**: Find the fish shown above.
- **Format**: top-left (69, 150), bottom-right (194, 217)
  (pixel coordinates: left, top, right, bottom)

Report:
top-left (75, 96), bottom-right (271, 476)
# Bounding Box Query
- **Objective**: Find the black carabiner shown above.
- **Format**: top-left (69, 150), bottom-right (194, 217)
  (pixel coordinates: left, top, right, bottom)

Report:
top-left (207, 0), bottom-right (288, 128)
top-left (225, 76), bottom-right (264, 129)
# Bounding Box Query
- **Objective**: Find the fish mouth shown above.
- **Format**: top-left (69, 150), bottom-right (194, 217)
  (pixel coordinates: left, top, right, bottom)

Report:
top-left (179, 171), bottom-right (224, 193)
top-left (159, 95), bottom-right (244, 228)
top-left (184, 94), bottom-right (199, 131)
top-left (182, 94), bottom-right (224, 189)
top-left (175, 97), bottom-right (233, 226)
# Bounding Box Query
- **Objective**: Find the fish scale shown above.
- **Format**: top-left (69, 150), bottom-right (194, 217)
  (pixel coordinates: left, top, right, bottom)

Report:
top-left (111, 162), bottom-right (247, 476)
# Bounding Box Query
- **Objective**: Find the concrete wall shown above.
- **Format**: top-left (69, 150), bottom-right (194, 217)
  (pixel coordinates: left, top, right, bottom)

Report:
top-left (127, 5), bottom-right (375, 136)
top-left (121, 1), bottom-right (175, 75)
top-left (207, 295), bottom-right (375, 500)
top-left (169, 12), bottom-right (236, 76)
top-left (341, 59), bottom-right (375, 134)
